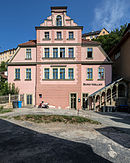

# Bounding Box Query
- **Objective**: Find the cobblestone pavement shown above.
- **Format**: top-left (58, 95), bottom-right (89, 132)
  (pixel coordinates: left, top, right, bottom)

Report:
top-left (0, 108), bottom-right (130, 163)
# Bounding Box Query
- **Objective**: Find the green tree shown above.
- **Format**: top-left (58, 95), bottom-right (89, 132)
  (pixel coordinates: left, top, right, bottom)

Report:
top-left (0, 83), bottom-right (19, 96)
top-left (0, 61), bottom-right (7, 72)
top-left (93, 24), bottom-right (127, 54)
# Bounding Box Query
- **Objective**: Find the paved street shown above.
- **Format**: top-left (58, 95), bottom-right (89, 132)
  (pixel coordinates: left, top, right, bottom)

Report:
top-left (0, 108), bottom-right (130, 163)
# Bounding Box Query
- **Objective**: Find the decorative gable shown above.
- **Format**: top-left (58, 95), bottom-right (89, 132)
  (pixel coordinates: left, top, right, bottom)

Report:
top-left (40, 6), bottom-right (78, 27)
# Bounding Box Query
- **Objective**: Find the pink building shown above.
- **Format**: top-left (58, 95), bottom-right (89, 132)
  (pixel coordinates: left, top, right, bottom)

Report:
top-left (8, 6), bottom-right (112, 109)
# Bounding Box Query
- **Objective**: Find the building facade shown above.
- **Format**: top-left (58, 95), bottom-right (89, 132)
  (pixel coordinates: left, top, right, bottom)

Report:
top-left (109, 23), bottom-right (130, 107)
top-left (8, 6), bottom-right (112, 109)
top-left (82, 28), bottom-right (109, 40)
top-left (0, 48), bottom-right (16, 64)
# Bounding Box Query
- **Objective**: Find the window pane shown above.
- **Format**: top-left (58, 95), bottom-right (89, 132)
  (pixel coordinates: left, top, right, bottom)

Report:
top-left (60, 68), bottom-right (65, 79)
top-left (53, 48), bottom-right (58, 58)
top-left (60, 48), bottom-right (65, 58)
top-left (69, 48), bottom-right (74, 58)
top-left (68, 68), bottom-right (74, 79)
top-left (26, 68), bottom-right (31, 79)
top-left (53, 68), bottom-right (58, 79)
top-left (45, 32), bottom-right (49, 39)
top-left (87, 68), bottom-right (93, 79)
top-left (27, 95), bottom-right (32, 105)
top-left (98, 68), bottom-right (104, 79)
top-left (26, 49), bottom-right (31, 59)
top-left (27, 95), bottom-right (30, 105)
top-left (45, 48), bottom-right (49, 58)
top-left (57, 32), bottom-right (62, 39)
top-left (44, 68), bottom-right (49, 79)
top-left (56, 15), bottom-right (62, 26)
top-left (69, 32), bottom-right (74, 39)
top-left (30, 95), bottom-right (32, 104)
top-left (15, 68), bottom-right (20, 79)
top-left (87, 48), bottom-right (93, 58)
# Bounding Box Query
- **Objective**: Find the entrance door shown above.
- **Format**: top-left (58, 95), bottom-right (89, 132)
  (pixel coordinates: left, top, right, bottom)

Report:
top-left (82, 93), bottom-right (88, 109)
top-left (70, 93), bottom-right (77, 109)
top-left (27, 94), bottom-right (32, 105)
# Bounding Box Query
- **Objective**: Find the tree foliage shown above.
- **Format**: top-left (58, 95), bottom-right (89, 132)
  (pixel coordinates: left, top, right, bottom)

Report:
top-left (93, 24), bottom-right (127, 54)
top-left (0, 61), bottom-right (7, 72)
top-left (0, 83), bottom-right (19, 96)
top-left (0, 62), bottom-right (19, 96)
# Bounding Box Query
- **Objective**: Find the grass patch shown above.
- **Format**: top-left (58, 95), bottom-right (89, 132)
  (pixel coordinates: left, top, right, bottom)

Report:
top-left (13, 114), bottom-right (101, 124)
top-left (0, 116), bottom-right (9, 119)
top-left (0, 106), bottom-right (13, 114)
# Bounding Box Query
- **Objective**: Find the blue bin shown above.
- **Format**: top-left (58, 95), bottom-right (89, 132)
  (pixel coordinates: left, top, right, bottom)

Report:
top-left (18, 101), bottom-right (22, 108)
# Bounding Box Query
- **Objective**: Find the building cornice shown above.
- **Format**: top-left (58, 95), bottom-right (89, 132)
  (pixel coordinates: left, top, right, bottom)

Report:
top-left (35, 26), bottom-right (83, 30)
top-left (37, 43), bottom-right (81, 46)
top-left (8, 61), bottom-right (112, 66)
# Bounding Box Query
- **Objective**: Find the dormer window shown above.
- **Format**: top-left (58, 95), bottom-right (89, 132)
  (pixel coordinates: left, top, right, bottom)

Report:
top-left (26, 49), bottom-right (31, 59)
top-left (87, 48), bottom-right (93, 58)
top-left (56, 15), bottom-right (62, 26)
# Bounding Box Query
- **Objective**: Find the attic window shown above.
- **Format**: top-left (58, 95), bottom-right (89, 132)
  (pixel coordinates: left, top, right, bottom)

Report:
top-left (56, 15), bottom-right (62, 26)
top-left (87, 48), bottom-right (93, 58)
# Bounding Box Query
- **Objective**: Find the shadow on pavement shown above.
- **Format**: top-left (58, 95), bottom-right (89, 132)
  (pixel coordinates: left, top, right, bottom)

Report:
top-left (96, 126), bottom-right (130, 148)
top-left (0, 119), bottom-right (111, 163)
top-left (96, 112), bottom-right (130, 125)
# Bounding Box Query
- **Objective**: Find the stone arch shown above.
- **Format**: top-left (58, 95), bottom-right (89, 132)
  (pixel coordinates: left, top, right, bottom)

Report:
top-left (112, 85), bottom-right (117, 100)
top-left (96, 95), bottom-right (100, 110)
top-left (118, 83), bottom-right (126, 97)
top-left (101, 92), bottom-right (105, 105)
top-left (107, 88), bottom-right (111, 105)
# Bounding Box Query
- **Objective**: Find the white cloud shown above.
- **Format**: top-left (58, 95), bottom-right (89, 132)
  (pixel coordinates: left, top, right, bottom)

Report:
top-left (93, 0), bottom-right (130, 31)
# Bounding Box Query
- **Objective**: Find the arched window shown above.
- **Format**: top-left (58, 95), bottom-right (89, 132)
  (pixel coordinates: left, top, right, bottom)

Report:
top-left (56, 15), bottom-right (62, 26)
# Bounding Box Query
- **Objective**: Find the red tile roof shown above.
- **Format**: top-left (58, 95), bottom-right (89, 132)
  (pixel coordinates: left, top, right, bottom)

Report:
top-left (82, 39), bottom-right (101, 45)
top-left (18, 40), bottom-right (36, 47)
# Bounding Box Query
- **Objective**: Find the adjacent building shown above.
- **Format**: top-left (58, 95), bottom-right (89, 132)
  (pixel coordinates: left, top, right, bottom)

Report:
top-left (82, 28), bottom-right (109, 40)
top-left (0, 48), bottom-right (16, 63)
top-left (109, 23), bottom-right (130, 107)
top-left (8, 6), bottom-right (112, 109)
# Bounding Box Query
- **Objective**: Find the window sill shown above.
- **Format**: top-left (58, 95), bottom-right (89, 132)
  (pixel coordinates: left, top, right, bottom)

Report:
top-left (25, 58), bottom-right (32, 60)
top-left (25, 79), bottom-right (32, 81)
top-left (86, 79), bottom-right (93, 81)
top-left (55, 38), bottom-right (63, 40)
top-left (14, 79), bottom-right (20, 81)
top-left (98, 79), bottom-right (105, 81)
top-left (42, 38), bottom-right (51, 41)
top-left (42, 79), bottom-right (75, 81)
top-left (86, 57), bottom-right (93, 60)
top-left (42, 57), bottom-right (75, 60)
top-left (67, 38), bottom-right (75, 40)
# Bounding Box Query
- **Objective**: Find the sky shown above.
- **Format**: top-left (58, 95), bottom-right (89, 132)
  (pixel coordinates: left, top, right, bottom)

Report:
top-left (0, 0), bottom-right (129, 52)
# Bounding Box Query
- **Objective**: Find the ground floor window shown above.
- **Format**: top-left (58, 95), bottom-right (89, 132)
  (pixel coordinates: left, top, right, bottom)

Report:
top-left (27, 95), bottom-right (32, 105)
